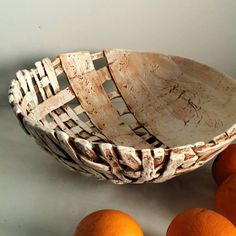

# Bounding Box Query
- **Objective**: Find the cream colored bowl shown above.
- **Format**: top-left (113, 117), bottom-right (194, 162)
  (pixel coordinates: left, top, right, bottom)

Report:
top-left (9, 49), bottom-right (236, 183)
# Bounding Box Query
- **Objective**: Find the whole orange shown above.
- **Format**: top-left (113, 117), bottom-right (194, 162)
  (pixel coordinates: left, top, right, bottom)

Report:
top-left (212, 144), bottom-right (236, 185)
top-left (166, 208), bottom-right (236, 236)
top-left (214, 173), bottom-right (236, 226)
top-left (73, 209), bottom-right (144, 236)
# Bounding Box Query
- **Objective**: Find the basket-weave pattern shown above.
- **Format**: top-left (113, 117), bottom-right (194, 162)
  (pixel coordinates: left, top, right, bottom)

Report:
top-left (9, 49), bottom-right (236, 183)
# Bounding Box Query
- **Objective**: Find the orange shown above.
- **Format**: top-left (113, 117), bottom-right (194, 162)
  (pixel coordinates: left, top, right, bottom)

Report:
top-left (73, 209), bottom-right (144, 236)
top-left (166, 208), bottom-right (236, 236)
top-left (214, 173), bottom-right (236, 226)
top-left (212, 144), bottom-right (236, 185)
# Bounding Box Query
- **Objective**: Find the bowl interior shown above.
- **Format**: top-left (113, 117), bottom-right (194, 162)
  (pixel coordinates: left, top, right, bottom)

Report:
top-left (25, 50), bottom-right (236, 149)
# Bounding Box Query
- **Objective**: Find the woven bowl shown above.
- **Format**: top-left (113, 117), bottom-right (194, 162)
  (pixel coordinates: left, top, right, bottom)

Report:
top-left (9, 49), bottom-right (236, 184)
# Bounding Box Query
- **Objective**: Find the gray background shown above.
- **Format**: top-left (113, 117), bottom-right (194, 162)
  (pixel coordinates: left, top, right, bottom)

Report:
top-left (0, 1), bottom-right (236, 236)
top-left (0, 0), bottom-right (236, 105)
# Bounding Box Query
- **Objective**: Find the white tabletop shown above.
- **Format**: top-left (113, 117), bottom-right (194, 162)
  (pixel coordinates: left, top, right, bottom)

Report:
top-left (0, 106), bottom-right (217, 236)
